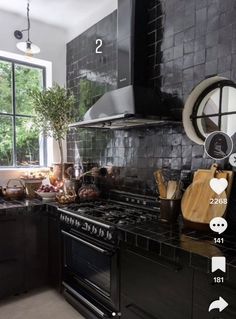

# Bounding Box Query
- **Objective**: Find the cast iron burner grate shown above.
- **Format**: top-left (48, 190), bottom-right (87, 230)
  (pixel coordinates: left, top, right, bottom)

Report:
top-left (64, 202), bottom-right (157, 226)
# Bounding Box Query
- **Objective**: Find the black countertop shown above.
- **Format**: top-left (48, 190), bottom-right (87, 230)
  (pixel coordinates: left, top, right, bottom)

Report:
top-left (0, 198), bottom-right (64, 210)
top-left (0, 198), bottom-right (44, 210)
top-left (118, 218), bottom-right (236, 274)
top-left (1, 198), bottom-right (235, 274)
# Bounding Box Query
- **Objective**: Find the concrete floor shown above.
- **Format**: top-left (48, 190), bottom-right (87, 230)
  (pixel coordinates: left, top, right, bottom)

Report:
top-left (0, 288), bottom-right (85, 319)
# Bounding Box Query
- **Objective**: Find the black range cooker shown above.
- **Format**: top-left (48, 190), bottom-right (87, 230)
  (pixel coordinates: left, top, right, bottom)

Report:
top-left (58, 190), bottom-right (159, 319)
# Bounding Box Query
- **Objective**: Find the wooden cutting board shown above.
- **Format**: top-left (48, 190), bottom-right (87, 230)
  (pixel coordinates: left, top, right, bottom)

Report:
top-left (194, 169), bottom-right (233, 198)
top-left (181, 164), bottom-right (227, 224)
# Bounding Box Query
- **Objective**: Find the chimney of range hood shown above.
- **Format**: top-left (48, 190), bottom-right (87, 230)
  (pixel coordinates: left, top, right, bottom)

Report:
top-left (117, 0), bottom-right (148, 89)
top-left (69, 0), bottom-right (174, 129)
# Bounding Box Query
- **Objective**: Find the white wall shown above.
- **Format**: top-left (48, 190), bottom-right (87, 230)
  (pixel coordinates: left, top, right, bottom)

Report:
top-left (0, 9), bottom-right (67, 86)
top-left (0, 10), bottom-right (68, 186)
top-left (67, 0), bottom-right (117, 42)
top-left (0, 3), bottom-right (118, 187)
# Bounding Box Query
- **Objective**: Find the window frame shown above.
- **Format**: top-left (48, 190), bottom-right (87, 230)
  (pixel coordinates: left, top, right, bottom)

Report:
top-left (0, 56), bottom-right (47, 168)
top-left (190, 80), bottom-right (236, 141)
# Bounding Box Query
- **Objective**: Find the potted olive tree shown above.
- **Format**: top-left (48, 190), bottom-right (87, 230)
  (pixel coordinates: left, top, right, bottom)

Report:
top-left (30, 84), bottom-right (75, 181)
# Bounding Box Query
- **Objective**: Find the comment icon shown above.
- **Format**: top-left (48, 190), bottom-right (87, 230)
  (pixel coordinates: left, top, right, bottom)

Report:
top-left (210, 217), bottom-right (228, 234)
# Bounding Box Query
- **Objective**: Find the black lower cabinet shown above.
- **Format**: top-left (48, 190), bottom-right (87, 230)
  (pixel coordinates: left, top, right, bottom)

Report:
top-left (193, 270), bottom-right (236, 319)
top-left (24, 206), bottom-right (49, 291)
top-left (120, 245), bottom-right (193, 319)
top-left (0, 206), bottom-right (49, 300)
top-left (48, 206), bottom-right (61, 291)
top-left (0, 209), bottom-right (25, 299)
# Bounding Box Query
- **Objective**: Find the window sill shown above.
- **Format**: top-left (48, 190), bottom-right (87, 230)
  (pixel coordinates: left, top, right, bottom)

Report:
top-left (0, 167), bottom-right (48, 171)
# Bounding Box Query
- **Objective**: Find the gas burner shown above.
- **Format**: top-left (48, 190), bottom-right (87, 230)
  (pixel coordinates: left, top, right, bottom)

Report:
top-left (60, 192), bottom-right (159, 237)
top-left (105, 210), bottom-right (126, 217)
top-left (117, 220), bottom-right (130, 226)
top-left (76, 208), bottom-right (87, 214)
top-left (63, 201), bottom-right (158, 226)
top-left (84, 210), bottom-right (104, 217)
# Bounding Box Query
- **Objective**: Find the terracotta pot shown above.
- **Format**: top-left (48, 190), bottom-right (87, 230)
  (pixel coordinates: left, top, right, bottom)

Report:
top-left (52, 163), bottom-right (62, 180)
top-left (52, 163), bottom-right (75, 180)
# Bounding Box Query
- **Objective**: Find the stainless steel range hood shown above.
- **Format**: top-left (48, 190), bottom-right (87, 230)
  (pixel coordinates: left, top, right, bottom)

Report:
top-left (69, 0), bottom-right (172, 129)
top-left (69, 85), bottom-right (168, 128)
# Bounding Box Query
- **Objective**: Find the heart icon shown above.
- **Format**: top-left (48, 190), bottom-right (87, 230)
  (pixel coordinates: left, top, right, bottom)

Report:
top-left (210, 178), bottom-right (228, 195)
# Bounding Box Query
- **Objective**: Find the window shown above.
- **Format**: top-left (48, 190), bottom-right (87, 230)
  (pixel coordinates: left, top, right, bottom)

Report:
top-left (183, 77), bottom-right (236, 144)
top-left (0, 58), bottom-right (46, 167)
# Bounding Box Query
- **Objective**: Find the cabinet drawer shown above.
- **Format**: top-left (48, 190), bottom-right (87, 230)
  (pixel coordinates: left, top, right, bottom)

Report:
top-left (121, 247), bottom-right (193, 319)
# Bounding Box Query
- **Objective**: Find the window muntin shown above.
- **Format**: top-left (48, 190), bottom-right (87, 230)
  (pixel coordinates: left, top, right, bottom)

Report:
top-left (0, 58), bottom-right (45, 167)
top-left (191, 81), bottom-right (236, 140)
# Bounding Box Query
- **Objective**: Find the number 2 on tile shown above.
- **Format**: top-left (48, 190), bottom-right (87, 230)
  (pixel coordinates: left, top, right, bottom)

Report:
top-left (96, 39), bottom-right (103, 53)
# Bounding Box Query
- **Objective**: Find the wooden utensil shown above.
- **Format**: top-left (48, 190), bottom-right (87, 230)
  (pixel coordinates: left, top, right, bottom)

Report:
top-left (154, 170), bottom-right (167, 198)
top-left (181, 164), bottom-right (227, 224)
top-left (174, 181), bottom-right (183, 199)
top-left (166, 181), bottom-right (178, 199)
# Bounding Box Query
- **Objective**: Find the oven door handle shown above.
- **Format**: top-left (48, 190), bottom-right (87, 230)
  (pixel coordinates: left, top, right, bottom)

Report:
top-left (61, 230), bottom-right (113, 255)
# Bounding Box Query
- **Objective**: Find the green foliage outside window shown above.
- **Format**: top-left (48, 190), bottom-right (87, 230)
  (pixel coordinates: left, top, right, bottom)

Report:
top-left (0, 60), bottom-right (44, 166)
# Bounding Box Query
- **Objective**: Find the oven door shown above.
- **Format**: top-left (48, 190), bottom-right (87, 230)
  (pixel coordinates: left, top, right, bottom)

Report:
top-left (61, 229), bottom-right (119, 311)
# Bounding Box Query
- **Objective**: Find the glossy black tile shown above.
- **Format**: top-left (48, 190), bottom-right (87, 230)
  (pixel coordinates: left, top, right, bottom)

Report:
top-left (67, 0), bottom-right (236, 195)
top-left (118, 217), bottom-right (236, 273)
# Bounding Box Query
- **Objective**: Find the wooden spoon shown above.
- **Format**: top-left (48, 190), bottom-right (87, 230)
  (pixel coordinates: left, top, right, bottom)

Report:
top-left (154, 170), bottom-right (167, 198)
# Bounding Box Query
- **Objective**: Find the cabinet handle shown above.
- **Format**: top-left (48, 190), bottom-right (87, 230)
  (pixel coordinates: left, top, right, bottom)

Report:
top-left (61, 230), bottom-right (113, 255)
top-left (126, 304), bottom-right (158, 319)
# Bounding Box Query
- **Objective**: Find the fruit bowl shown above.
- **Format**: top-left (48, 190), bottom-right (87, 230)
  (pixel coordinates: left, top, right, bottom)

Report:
top-left (35, 184), bottom-right (59, 201)
top-left (35, 191), bottom-right (58, 201)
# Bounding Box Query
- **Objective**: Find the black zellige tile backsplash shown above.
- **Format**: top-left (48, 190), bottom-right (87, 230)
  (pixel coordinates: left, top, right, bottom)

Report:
top-left (67, 124), bottom-right (215, 195)
top-left (66, 11), bottom-right (117, 120)
top-left (66, 0), bottom-right (236, 195)
top-left (147, 0), bottom-right (236, 102)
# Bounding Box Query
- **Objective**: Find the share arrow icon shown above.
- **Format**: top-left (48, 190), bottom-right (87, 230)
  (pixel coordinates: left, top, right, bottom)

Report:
top-left (208, 297), bottom-right (228, 312)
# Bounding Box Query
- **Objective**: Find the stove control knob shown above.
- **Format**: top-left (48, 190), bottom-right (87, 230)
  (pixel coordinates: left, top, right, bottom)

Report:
top-left (70, 218), bottom-right (75, 226)
top-left (60, 214), bottom-right (64, 221)
top-left (91, 225), bottom-right (97, 234)
top-left (83, 222), bottom-right (91, 232)
top-left (98, 228), bottom-right (105, 238)
top-left (65, 216), bottom-right (70, 223)
top-left (106, 231), bottom-right (113, 241)
top-left (75, 220), bottom-right (80, 228)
